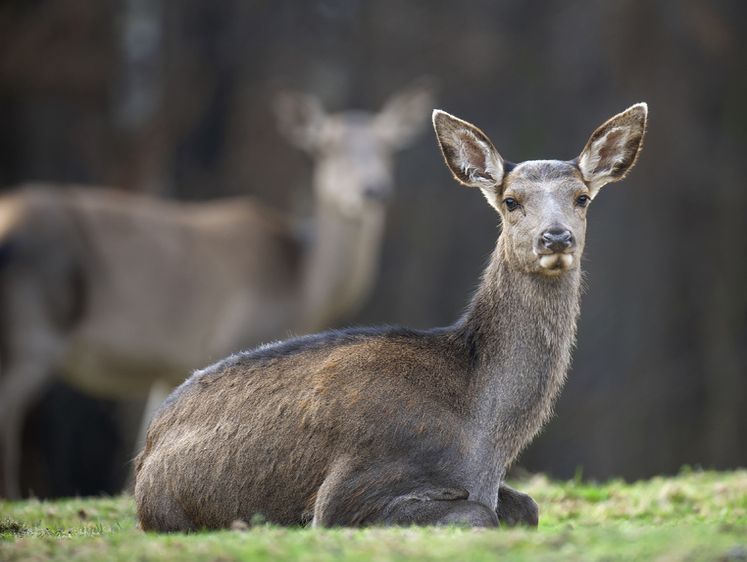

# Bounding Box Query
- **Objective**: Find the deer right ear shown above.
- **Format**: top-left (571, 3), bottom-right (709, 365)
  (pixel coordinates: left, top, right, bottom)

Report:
top-left (274, 91), bottom-right (327, 153)
top-left (433, 110), bottom-right (505, 198)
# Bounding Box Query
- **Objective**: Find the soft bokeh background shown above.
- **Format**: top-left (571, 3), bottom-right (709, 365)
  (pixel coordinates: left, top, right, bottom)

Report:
top-left (1, 0), bottom-right (745, 497)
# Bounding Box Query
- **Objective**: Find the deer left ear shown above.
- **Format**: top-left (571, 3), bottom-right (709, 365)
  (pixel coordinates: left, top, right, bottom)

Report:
top-left (577, 103), bottom-right (648, 198)
top-left (373, 77), bottom-right (437, 150)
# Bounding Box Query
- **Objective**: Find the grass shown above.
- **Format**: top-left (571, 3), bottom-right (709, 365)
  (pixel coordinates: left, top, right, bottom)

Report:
top-left (1, 468), bottom-right (746, 561)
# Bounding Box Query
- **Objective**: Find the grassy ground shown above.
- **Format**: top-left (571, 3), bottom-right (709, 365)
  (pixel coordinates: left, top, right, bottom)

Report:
top-left (2, 468), bottom-right (746, 561)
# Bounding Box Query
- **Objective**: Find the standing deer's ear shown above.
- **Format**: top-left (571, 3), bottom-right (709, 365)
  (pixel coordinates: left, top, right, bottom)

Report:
top-left (373, 77), bottom-right (438, 150)
top-left (433, 110), bottom-right (505, 210)
top-left (274, 91), bottom-right (327, 153)
top-left (577, 103), bottom-right (648, 198)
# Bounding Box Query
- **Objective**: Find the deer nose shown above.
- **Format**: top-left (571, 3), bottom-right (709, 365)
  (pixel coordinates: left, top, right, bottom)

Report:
top-left (541, 228), bottom-right (575, 253)
top-left (363, 181), bottom-right (394, 202)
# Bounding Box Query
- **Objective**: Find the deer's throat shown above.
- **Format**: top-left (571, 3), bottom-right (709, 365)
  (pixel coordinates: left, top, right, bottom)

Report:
top-left (299, 202), bottom-right (386, 332)
top-left (459, 248), bottom-right (582, 499)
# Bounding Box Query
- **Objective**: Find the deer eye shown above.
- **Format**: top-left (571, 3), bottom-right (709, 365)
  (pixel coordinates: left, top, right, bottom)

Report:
top-left (503, 198), bottom-right (520, 212)
top-left (575, 195), bottom-right (589, 208)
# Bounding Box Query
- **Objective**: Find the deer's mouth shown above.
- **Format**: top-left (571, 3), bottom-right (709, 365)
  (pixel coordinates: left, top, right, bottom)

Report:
top-left (538, 253), bottom-right (574, 273)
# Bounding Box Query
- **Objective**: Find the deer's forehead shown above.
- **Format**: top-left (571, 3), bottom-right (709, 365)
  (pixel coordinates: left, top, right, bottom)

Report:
top-left (323, 113), bottom-right (376, 143)
top-left (319, 120), bottom-right (388, 166)
top-left (504, 160), bottom-right (586, 196)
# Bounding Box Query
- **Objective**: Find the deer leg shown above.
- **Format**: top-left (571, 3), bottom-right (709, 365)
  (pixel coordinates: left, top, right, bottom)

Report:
top-left (118, 379), bottom-right (172, 493)
top-left (375, 484), bottom-right (538, 527)
top-left (312, 458), bottom-right (499, 528)
top-left (316, 484), bottom-right (499, 528)
top-left (0, 274), bottom-right (69, 499)
top-left (496, 483), bottom-right (539, 527)
top-left (0, 390), bottom-right (26, 500)
top-left (0, 356), bottom-right (60, 499)
top-left (375, 493), bottom-right (500, 527)
top-left (135, 484), bottom-right (197, 533)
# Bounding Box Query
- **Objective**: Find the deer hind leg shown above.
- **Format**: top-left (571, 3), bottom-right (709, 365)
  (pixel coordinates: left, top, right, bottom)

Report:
top-left (135, 485), bottom-right (197, 533)
top-left (497, 483), bottom-right (539, 528)
top-left (311, 458), bottom-right (499, 528)
top-left (134, 446), bottom-right (198, 533)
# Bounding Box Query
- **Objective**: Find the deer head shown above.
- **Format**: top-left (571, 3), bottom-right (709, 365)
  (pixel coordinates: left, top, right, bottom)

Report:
top-left (433, 103), bottom-right (647, 275)
top-left (274, 80), bottom-right (436, 218)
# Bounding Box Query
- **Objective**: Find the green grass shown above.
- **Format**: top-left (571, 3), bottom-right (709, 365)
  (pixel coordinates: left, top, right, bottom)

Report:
top-left (2, 468), bottom-right (746, 561)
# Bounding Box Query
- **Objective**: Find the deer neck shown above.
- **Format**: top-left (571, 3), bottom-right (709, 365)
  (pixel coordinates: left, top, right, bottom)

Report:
top-left (457, 235), bottom-right (582, 494)
top-left (298, 200), bottom-right (387, 333)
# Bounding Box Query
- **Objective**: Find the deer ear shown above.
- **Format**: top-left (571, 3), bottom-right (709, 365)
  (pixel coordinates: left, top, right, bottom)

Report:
top-left (373, 77), bottom-right (437, 150)
top-left (433, 110), bottom-right (505, 195)
top-left (274, 91), bottom-right (327, 153)
top-left (577, 103), bottom-right (648, 198)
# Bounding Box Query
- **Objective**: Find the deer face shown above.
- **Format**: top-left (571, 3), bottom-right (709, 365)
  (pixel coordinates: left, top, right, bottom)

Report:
top-left (496, 161), bottom-right (590, 275)
top-left (433, 104), bottom-right (647, 276)
top-left (311, 112), bottom-right (397, 217)
top-left (274, 80), bottom-right (436, 219)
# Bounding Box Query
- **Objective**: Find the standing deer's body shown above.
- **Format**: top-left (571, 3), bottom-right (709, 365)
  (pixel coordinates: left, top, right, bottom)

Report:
top-left (135, 104), bottom-right (647, 530)
top-left (0, 82), bottom-right (435, 499)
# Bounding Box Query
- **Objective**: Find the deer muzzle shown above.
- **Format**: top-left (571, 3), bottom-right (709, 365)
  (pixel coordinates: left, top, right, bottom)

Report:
top-left (535, 227), bottom-right (577, 272)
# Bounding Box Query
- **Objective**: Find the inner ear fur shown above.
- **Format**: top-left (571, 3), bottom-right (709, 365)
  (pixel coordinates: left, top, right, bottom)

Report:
top-left (577, 103), bottom-right (648, 197)
top-left (432, 110), bottom-right (505, 190)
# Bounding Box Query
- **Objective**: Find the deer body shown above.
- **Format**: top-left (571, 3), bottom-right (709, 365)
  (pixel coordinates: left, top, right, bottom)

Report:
top-left (135, 104), bottom-right (647, 530)
top-left (5, 187), bottom-right (300, 397)
top-left (0, 82), bottom-right (435, 499)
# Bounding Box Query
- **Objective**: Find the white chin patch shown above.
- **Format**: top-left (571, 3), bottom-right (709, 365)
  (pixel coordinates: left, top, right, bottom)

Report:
top-left (538, 254), bottom-right (574, 272)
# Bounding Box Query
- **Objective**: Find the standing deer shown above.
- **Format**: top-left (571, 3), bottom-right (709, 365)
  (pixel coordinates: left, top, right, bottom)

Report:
top-left (134, 103), bottom-right (648, 531)
top-left (0, 80), bottom-right (435, 500)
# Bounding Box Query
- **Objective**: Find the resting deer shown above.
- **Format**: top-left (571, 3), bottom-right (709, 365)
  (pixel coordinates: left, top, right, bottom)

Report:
top-left (0, 81), bottom-right (435, 500)
top-left (134, 103), bottom-right (647, 530)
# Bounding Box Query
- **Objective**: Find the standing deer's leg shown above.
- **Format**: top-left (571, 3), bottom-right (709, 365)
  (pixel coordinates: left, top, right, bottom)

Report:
top-left (121, 379), bottom-right (173, 492)
top-left (0, 275), bottom-right (68, 499)
top-left (497, 484), bottom-right (539, 528)
top-left (0, 355), bottom-right (61, 499)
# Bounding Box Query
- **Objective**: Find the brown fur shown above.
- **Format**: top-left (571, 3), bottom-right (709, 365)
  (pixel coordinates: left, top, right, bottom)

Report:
top-left (134, 103), bottom-right (647, 531)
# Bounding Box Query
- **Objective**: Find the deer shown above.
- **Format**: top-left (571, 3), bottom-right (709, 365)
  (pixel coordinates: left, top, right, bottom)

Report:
top-left (134, 103), bottom-right (648, 531)
top-left (0, 80), bottom-right (436, 500)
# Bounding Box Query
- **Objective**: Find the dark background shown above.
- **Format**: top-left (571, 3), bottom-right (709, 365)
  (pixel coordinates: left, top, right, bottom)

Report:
top-left (1, 0), bottom-right (745, 496)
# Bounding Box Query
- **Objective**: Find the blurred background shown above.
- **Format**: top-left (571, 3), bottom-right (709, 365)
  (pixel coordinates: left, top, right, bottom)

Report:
top-left (1, 0), bottom-right (745, 497)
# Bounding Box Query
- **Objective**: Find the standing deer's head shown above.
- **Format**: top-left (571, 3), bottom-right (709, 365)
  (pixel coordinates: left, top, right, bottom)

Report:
top-left (433, 104), bottom-right (647, 275)
top-left (275, 80), bottom-right (436, 218)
